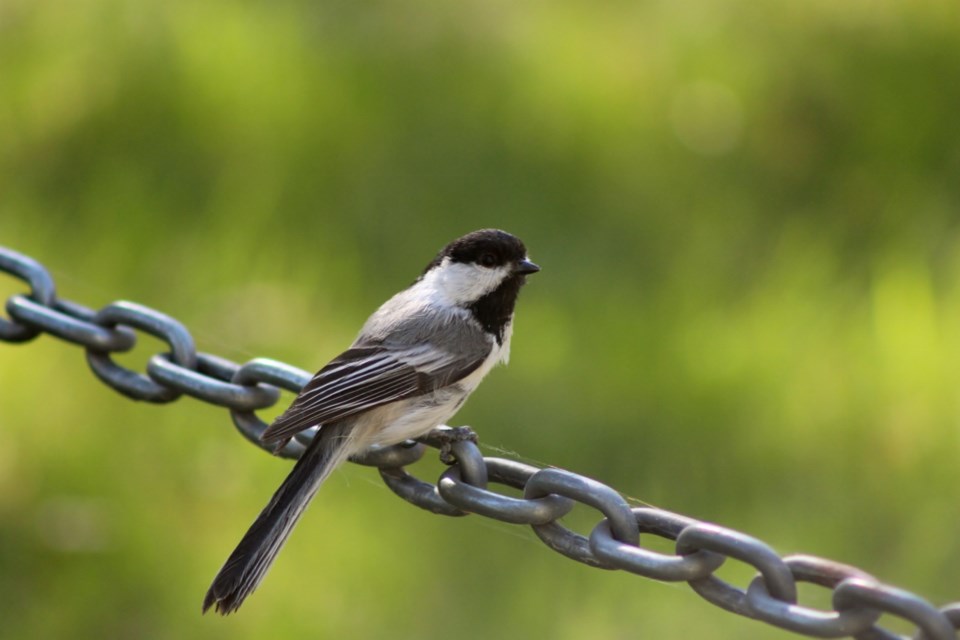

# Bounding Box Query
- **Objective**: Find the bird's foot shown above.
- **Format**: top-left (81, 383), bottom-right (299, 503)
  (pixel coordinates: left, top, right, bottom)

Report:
top-left (430, 426), bottom-right (479, 465)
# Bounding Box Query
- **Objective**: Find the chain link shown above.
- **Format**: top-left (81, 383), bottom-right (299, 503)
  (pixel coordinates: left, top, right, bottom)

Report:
top-left (2, 245), bottom-right (958, 639)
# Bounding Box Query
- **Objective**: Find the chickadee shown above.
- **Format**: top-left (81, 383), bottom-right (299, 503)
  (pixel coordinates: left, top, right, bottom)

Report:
top-left (203, 229), bottom-right (539, 614)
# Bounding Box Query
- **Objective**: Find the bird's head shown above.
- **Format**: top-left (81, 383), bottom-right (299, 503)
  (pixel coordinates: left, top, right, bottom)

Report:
top-left (421, 229), bottom-right (539, 306)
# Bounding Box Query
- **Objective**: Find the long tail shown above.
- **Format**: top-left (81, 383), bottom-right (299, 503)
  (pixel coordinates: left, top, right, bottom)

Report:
top-left (202, 421), bottom-right (354, 615)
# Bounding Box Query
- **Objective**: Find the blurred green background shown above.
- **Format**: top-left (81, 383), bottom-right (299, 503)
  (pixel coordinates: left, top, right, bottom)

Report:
top-left (2, 0), bottom-right (960, 638)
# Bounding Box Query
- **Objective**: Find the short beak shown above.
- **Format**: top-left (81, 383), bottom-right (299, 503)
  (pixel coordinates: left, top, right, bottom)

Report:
top-left (516, 258), bottom-right (540, 275)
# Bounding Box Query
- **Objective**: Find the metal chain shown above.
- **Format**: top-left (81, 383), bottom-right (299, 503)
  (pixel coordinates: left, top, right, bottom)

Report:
top-left (2, 244), bottom-right (957, 639)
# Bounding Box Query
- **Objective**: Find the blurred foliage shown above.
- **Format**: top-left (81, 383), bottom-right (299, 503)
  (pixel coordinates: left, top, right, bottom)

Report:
top-left (2, 0), bottom-right (960, 638)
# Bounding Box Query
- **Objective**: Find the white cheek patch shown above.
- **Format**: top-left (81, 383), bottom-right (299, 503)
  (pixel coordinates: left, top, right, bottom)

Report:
top-left (424, 258), bottom-right (510, 306)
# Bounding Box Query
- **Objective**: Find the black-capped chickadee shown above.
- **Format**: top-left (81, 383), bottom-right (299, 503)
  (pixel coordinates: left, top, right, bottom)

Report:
top-left (203, 229), bottom-right (539, 614)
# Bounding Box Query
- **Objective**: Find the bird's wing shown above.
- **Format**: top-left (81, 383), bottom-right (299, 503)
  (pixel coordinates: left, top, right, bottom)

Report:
top-left (260, 344), bottom-right (486, 445)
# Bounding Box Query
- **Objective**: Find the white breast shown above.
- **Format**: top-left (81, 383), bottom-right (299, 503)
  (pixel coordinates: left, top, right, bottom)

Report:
top-left (459, 319), bottom-right (511, 392)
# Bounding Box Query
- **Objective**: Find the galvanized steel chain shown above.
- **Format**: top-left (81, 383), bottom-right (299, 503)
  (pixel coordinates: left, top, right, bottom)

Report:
top-left (2, 244), bottom-right (959, 639)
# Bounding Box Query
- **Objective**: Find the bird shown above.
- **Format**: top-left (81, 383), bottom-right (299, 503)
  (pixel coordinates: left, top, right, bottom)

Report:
top-left (203, 229), bottom-right (539, 614)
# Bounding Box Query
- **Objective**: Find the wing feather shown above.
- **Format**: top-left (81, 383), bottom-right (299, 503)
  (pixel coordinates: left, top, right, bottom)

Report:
top-left (260, 345), bottom-right (484, 445)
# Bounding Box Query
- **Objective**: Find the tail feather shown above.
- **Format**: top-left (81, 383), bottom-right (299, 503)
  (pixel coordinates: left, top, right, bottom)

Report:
top-left (203, 422), bottom-right (354, 615)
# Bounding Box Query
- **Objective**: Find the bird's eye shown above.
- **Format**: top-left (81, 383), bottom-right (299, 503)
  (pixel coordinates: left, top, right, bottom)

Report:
top-left (478, 253), bottom-right (498, 268)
